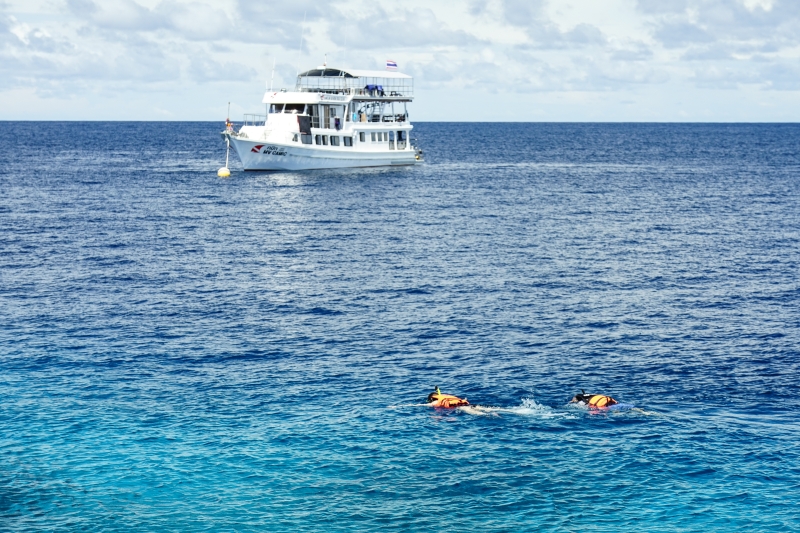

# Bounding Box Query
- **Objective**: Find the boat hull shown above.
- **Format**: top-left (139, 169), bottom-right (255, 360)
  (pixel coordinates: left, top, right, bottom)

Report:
top-left (226, 135), bottom-right (417, 171)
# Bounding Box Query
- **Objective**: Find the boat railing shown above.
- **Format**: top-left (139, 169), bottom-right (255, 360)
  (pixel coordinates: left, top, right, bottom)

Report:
top-left (295, 78), bottom-right (413, 98)
top-left (294, 87), bottom-right (411, 99)
top-left (231, 127), bottom-right (272, 141)
top-left (243, 114), bottom-right (267, 126)
top-left (359, 114), bottom-right (406, 123)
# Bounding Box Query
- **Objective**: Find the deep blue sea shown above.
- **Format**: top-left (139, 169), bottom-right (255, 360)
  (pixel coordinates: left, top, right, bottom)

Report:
top-left (1, 122), bottom-right (799, 532)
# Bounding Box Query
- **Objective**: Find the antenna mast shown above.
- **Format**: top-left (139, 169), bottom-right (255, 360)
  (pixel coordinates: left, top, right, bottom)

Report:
top-left (296, 10), bottom-right (307, 76)
top-left (269, 58), bottom-right (276, 91)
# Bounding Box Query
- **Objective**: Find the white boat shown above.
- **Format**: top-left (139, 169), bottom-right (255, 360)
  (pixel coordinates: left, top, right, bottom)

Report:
top-left (221, 66), bottom-right (422, 171)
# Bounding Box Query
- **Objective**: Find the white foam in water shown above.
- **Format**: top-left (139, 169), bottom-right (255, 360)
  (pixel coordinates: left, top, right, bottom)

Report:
top-left (458, 397), bottom-right (573, 418)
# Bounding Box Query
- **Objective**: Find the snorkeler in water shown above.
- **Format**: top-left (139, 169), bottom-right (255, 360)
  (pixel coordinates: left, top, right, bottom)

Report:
top-left (427, 386), bottom-right (470, 408)
top-left (570, 390), bottom-right (618, 408)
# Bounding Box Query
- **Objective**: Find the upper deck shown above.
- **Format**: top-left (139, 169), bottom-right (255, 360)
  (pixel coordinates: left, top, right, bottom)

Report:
top-left (294, 67), bottom-right (413, 101)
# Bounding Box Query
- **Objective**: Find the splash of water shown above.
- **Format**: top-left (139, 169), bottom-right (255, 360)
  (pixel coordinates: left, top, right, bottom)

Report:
top-left (458, 397), bottom-right (573, 419)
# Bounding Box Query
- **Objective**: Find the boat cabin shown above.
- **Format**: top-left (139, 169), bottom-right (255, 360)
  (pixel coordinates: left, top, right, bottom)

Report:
top-left (234, 66), bottom-right (415, 153)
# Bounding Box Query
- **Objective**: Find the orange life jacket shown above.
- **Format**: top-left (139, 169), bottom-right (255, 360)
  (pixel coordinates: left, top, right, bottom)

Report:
top-left (428, 393), bottom-right (469, 408)
top-left (587, 395), bottom-right (617, 408)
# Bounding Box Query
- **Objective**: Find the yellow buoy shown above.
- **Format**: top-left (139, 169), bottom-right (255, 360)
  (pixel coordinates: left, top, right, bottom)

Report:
top-left (218, 112), bottom-right (232, 178)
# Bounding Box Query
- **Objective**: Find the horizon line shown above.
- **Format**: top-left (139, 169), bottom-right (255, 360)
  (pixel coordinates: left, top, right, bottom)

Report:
top-left (2, 120), bottom-right (799, 124)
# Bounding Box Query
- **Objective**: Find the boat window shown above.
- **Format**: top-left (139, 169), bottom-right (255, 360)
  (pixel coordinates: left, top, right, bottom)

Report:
top-left (322, 135), bottom-right (328, 146)
top-left (298, 115), bottom-right (311, 135)
top-left (344, 137), bottom-right (352, 147)
top-left (292, 134), bottom-right (299, 142)
top-left (301, 134), bottom-right (312, 144)
top-left (371, 132), bottom-right (376, 142)
top-left (324, 105), bottom-right (332, 129)
top-left (283, 104), bottom-right (305, 114)
top-left (315, 135), bottom-right (322, 145)
top-left (377, 132), bottom-right (383, 142)
top-left (269, 104), bottom-right (284, 113)
top-left (359, 132), bottom-right (365, 142)
top-left (330, 136), bottom-right (340, 146)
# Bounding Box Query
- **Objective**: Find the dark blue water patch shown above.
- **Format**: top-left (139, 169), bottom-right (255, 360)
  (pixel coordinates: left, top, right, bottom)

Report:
top-left (0, 122), bottom-right (799, 532)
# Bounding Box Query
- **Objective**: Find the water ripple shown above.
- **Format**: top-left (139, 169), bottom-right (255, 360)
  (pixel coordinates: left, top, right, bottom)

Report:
top-left (0, 122), bottom-right (798, 532)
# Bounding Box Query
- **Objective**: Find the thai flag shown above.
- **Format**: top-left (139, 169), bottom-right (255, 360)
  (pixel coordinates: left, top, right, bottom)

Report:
top-left (386, 60), bottom-right (398, 71)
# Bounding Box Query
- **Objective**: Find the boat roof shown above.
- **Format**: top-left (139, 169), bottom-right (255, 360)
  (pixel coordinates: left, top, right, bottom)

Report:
top-left (298, 67), bottom-right (412, 80)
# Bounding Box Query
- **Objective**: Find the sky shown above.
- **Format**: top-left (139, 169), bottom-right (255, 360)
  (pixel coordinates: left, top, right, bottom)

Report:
top-left (1, 0), bottom-right (798, 121)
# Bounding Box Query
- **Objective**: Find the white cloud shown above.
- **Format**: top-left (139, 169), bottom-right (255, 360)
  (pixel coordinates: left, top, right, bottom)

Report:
top-left (742, 0), bottom-right (773, 12)
top-left (0, 0), bottom-right (799, 120)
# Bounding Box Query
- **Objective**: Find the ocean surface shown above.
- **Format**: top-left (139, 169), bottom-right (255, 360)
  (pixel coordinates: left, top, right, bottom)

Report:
top-left (1, 122), bottom-right (799, 532)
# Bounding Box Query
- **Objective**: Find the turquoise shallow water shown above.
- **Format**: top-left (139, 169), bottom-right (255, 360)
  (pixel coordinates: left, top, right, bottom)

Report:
top-left (1, 122), bottom-right (799, 531)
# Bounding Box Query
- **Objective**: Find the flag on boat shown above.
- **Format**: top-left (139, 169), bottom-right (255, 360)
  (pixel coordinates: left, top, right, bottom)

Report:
top-left (386, 60), bottom-right (398, 71)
